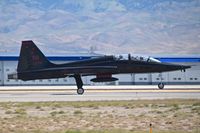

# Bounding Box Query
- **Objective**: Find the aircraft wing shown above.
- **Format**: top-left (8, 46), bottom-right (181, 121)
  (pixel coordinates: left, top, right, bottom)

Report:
top-left (22, 66), bottom-right (118, 75)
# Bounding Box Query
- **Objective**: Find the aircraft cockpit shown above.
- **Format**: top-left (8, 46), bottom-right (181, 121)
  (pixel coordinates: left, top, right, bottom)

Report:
top-left (114, 54), bottom-right (161, 63)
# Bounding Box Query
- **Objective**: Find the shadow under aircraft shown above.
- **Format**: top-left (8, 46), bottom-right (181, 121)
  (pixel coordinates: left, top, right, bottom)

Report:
top-left (8, 40), bottom-right (191, 94)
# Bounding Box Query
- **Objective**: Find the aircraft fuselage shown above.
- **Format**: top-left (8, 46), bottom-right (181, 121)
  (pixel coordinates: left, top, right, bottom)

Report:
top-left (16, 55), bottom-right (189, 81)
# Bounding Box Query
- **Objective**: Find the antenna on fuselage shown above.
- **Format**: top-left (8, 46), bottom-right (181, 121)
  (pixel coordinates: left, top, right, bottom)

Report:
top-left (128, 53), bottom-right (131, 61)
top-left (128, 53), bottom-right (131, 60)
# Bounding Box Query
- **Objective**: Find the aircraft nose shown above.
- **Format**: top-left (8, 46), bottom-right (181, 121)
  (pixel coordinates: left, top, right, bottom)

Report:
top-left (169, 64), bottom-right (191, 71)
top-left (182, 65), bottom-right (191, 69)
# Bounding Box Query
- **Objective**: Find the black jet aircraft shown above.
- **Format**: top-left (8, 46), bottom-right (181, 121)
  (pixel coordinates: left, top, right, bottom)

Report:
top-left (8, 40), bottom-right (191, 94)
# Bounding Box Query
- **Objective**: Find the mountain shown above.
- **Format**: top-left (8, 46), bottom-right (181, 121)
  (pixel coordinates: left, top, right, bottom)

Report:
top-left (0, 0), bottom-right (200, 55)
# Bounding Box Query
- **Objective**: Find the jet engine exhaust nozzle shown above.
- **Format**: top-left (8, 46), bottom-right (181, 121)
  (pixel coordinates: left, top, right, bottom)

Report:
top-left (8, 73), bottom-right (18, 79)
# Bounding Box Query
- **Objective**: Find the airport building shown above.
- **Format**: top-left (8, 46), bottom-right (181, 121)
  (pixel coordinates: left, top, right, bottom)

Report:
top-left (0, 56), bottom-right (200, 86)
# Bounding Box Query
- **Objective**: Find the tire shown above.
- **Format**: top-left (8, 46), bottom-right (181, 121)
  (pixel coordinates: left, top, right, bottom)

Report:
top-left (77, 88), bottom-right (84, 95)
top-left (158, 83), bottom-right (164, 89)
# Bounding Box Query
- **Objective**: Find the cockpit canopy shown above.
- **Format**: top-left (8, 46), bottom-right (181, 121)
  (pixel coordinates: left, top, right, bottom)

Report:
top-left (114, 54), bottom-right (161, 63)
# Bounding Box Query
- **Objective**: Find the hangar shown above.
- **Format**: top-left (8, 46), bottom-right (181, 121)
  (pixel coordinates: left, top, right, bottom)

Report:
top-left (0, 55), bottom-right (200, 86)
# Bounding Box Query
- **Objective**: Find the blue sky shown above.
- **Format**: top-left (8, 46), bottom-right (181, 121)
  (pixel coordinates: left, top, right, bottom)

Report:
top-left (0, 0), bottom-right (200, 55)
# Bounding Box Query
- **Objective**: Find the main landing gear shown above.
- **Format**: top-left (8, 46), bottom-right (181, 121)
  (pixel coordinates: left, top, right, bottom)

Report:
top-left (74, 74), bottom-right (84, 95)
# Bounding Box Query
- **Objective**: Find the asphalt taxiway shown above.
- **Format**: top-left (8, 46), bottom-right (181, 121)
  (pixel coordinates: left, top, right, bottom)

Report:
top-left (0, 85), bottom-right (200, 102)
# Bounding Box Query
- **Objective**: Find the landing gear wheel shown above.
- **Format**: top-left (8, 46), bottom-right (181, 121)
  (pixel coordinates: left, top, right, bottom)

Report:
top-left (158, 83), bottom-right (164, 89)
top-left (77, 88), bottom-right (84, 95)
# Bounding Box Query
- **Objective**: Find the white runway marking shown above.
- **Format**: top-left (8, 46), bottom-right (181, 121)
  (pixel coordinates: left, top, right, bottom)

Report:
top-left (1, 85), bottom-right (200, 91)
top-left (0, 85), bottom-right (199, 102)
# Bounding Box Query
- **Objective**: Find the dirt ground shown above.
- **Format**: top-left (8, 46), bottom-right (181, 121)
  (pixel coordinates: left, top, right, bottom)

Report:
top-left (0, 99), bottom-right (199, 133)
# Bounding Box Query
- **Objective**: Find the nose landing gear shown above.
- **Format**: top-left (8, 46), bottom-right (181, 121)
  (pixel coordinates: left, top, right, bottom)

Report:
top-left (158, 73), bottom-right (164, 89)
top-left (158, 82), bottom-right (164, 89)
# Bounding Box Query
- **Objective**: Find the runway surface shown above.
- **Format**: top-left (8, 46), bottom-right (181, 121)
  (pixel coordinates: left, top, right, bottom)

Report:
top-left (0, 85), bottom-right (200, 102)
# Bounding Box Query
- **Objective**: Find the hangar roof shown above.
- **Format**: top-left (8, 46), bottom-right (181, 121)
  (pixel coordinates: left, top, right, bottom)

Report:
top-left (0, 56), bottom-right (200, 62)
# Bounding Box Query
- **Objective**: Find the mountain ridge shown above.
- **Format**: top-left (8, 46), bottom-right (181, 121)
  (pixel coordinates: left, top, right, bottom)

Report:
top-left (0, 0), bottom-right (199, 55)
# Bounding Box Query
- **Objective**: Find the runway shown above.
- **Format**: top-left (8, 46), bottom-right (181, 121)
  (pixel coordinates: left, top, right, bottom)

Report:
top-left (0, 85), bottom-right (200, 102)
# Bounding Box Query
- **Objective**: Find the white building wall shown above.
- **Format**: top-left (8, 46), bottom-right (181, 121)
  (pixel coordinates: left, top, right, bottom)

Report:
top-left (185, 69), bottom-right (200, 84)
top-left (0, 61), bottom-right (3, 85)
top-left (168, 71), bottom-right (186, 84)
top-left (134, 73), bottom-right (154, 85)
top-left (3, 61), bottom-right (20, 85)
top-left (117, 74), bottom-right (133, 85)
top-left (152, 72), bottom-right (169, 84)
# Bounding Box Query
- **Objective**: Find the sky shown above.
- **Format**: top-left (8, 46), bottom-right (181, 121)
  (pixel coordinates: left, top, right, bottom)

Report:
top-left (0, 0), bottom-right (200, 56)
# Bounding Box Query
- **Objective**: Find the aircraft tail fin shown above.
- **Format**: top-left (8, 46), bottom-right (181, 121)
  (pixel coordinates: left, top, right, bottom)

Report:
top-left (17, 40), bottom-right (52, 72)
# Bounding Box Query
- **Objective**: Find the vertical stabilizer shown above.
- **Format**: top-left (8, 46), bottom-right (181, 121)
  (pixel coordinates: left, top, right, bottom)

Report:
top-left (17, 40), bottom-right (52, 72)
